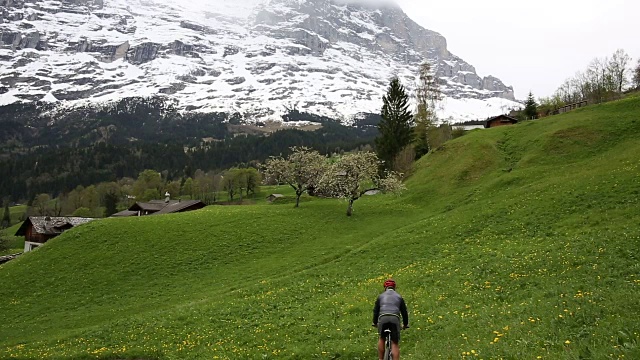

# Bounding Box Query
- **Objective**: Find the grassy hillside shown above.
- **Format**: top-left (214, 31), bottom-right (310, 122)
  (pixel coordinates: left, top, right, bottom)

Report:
top-left (1, 97), bottom-right (639, 359)
top-left (7, 205), bottom-right (27, 225)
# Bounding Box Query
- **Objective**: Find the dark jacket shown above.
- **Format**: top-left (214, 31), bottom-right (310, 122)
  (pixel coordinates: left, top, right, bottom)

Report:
top-left (373, 288), bottom-right (409, 327)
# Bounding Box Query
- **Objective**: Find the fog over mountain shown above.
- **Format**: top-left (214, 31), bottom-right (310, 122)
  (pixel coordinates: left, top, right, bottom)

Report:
top-left (0, 0), bottom-right (520, 122)
top-left (332, 0), bottom-right (397, 6)
top-left (399, 0), bottom-right (640, 99)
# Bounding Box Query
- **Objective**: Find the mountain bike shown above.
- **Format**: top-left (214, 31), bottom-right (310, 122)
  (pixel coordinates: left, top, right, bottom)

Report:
top-left (381, 325), bottom-right (408, 360)
top-left (383, 328), bottom-right (394, 360)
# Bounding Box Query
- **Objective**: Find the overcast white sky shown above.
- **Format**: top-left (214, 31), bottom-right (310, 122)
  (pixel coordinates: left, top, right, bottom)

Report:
top-left (395, 0), bottom-right (640, 100)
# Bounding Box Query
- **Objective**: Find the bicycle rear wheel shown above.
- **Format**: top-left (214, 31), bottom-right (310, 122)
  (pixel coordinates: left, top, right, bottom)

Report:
top-left (384, 335), bottom-right (392, 360)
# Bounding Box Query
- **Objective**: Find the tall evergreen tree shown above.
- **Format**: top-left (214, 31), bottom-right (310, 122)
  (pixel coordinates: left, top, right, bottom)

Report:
top-left (376, 78), bottom-right (414, 170)
top-left (1, 203), bottom-right (10, 229)
top-left (103, 192), bottom-right (119, 217)
top-left (524, 91), bottom-right (538, 119)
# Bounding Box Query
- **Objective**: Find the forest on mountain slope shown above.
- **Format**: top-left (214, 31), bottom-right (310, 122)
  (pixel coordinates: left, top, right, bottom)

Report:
top-left (0, 97), bottom-right (381, 202)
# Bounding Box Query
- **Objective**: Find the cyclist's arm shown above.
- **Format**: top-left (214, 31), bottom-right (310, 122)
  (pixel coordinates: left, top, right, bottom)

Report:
top-left (400, 298), bottom-right (409, 328)
top-left (372, 297), bottom-right (381, 325)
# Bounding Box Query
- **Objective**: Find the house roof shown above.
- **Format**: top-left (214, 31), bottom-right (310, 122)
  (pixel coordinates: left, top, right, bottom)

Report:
top-left (111, 210), bottom-right (138, 217)
top-left (129, 200), bottom-right (177, 212)
top-left (152, 200), bottom-right (205, 215)
top-left (122, 199), bottom-right (205, 216)
top-left (488, 114), bottom-right (518, 122)
top-left (15, 216), bottom-right (95, 236)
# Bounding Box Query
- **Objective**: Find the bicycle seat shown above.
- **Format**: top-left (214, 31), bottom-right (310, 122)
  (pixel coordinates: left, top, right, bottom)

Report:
top-left (383, 329), bottom-right (392, 333)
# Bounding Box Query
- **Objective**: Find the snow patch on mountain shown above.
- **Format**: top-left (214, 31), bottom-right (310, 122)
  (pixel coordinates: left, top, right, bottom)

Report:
top-left (0, 0), bottom-right (521, 122)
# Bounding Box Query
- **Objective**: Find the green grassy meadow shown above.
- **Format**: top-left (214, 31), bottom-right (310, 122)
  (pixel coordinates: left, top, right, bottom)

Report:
top-left (1, 223), bottom-right (23, 255)
top-left (1, 205), bottom-right (26, 248)
top-left (1, 97), bottom-right (639, 359)
top-left (1, 204), bottom-right (27, 255)
top-left (7, 205), bottom-right (27, 225)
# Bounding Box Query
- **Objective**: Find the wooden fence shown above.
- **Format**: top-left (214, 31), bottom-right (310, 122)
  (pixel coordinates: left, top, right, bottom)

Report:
top-left (557, 100), bottom-right (589, 114)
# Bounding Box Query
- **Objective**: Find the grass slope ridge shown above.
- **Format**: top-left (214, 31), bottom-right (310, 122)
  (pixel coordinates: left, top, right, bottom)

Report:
top-left (1, 97), bottom-right (639, 359)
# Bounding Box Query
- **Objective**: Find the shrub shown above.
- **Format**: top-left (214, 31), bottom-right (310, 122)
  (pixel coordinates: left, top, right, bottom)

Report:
top-left (451, 127), bottom-right (466, 139)
top-left (0, 236), bottom-right (9, 253)
top-left (72, 207), bottom-right (92, 218)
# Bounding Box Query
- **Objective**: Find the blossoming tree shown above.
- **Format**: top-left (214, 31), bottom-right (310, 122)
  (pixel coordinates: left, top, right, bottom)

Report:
top-left (320, 152), bottom-right (405, 216)
top-left (263, 147), bottom-right (328, 208)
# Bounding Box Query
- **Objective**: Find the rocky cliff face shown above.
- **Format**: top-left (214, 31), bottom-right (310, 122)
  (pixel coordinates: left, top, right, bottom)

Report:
top-left (0, 0), bottom-right (519, 121)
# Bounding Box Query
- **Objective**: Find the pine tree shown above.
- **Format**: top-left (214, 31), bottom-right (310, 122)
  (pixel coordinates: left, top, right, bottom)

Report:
top-left (103, 192), bottom-right (119, 217)
top-left (1, 203), bottom-right (10, 229)
top-left (376, 78), bottom-right (414, 170)
top-left (524, 91), bottom-right (538, 119)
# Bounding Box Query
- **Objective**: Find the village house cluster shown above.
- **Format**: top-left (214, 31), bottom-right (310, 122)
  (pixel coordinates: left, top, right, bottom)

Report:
top-left (14, 198), bottom-right (205, 253)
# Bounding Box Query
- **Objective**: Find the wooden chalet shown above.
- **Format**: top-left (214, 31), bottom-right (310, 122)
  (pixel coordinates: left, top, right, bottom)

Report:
top-left (484, 115), bottom-right (519, 128)
top-left (15, 216), bottom-right (95, 252)
top-left (111, 199), bottom-right (205, 217)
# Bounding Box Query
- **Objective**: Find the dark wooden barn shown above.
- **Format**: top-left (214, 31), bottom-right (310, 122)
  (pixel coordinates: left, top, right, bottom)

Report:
top-left (15, 216), bottom-right (95, 252)
top-left (484, 115), bottom-right (519, 128)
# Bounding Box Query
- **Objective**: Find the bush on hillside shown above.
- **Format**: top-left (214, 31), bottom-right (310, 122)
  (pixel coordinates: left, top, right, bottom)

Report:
top-left (72, 207), bottom-right (92, 218)
top-left (451, 127), bottom-right (466, 140)
top-left (0, 236), bottom-right (9, 253)
top-left (1, 203), bottom-right (10, 229)
top-left (393, 145), bottom-right (416, 178)
top-left (427, 124), bottom-right (453, 151)
top-left (634, 59), bottom-right (640, 90)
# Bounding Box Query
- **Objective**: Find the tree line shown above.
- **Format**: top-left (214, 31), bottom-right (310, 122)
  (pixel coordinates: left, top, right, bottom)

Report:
top-left (12, 165), bottom-right (263, 221)
top-left (555, 49), bottom-right (633, 105)
top-left (0, 97), bottom-right (380, 202)
top-left (516, 49), bottom-right (639, 120)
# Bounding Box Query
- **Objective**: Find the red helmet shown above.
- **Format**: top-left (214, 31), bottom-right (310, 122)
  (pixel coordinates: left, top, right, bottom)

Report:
top-left (384, 279), bottom-right (396, 289)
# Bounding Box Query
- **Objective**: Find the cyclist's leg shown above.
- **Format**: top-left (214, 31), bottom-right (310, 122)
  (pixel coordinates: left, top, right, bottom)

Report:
top-left (377, 321), bottom-right (386, 360)
top-left (390, 317), bottom-right (401, 360)
top-left (391, 341), bottom-right (400, 360)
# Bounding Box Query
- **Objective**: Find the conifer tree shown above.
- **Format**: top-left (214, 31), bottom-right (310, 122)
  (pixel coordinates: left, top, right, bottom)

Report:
top-left (524, 91), bottom-right (538, 119)
top-left (376, 77), bottom-right (414, 170)
top-left (103, 192), bottom-right (119, 217)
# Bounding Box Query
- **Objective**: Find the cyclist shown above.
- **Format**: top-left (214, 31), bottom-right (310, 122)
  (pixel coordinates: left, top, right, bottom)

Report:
top-left (372, 279), bottom-right (409, 360)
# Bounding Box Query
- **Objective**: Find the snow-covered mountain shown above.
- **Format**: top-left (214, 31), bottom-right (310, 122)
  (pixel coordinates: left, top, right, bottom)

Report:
top-left (0, 0), bottom-right (520, 122)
